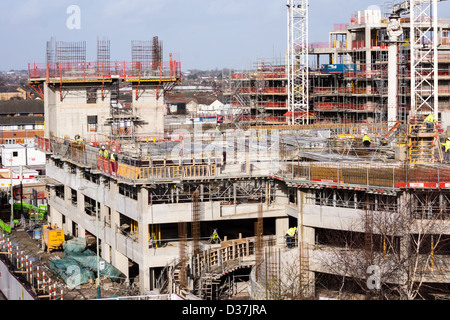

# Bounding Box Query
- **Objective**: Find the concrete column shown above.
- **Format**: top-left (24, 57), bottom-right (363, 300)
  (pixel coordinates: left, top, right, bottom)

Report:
top-left (138, 187), bottom-right (150, 294)
top-left (102, 242), bottom-right (111, 264)
top-left (64, 185), bottom-right (71, 207)
top-left (65, 217), bottom-right (73, 236)
top-left (77, 224), bottom-right (86, 239)
top-left (298, 188), bottom-right (316, 298)
top-left (275, 217), bottom-right (289, 246)
top-left (112, 249), bottom-right (129, 283)
top-left (398, 191), bottom-right (410, 299)
top-left (50, 207), bottom-right (64, 229)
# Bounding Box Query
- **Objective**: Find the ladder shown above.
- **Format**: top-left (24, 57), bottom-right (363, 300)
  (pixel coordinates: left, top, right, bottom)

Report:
top-left (200, 273), bottom-right (219, 300)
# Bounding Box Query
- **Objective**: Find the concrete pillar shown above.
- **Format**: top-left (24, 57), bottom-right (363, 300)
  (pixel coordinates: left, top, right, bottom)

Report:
top-left (298, 188), bottom-right (316, 298)
top-left (65, 217), bottom-right (73, 236)
top-left (275, 217), bottom-right (289, 246)
top-left (112, 249), bottom-right (129, 283)
top-left (77, 224), bottom-right (86, 239)
top-left (398, 191), bottom-right (411, 299)
top-left (50, 207), bottom-right (64, 229)
top-left (138, 187), bottom-right (150, 294)
top-left (103, 243), bottom-right (111, 264)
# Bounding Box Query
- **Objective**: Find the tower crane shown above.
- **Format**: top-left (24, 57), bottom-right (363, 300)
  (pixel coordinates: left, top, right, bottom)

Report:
top-left (387, 0), bottom-right (440, 122)
top-left (286, 0), bottom-right (309, 125)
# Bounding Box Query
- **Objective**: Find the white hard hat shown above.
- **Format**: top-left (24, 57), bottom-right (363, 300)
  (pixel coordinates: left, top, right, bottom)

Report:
top-left (102, 146), bottom-right (105, 149)
top-left (447, 137), bottom-right (450, 140)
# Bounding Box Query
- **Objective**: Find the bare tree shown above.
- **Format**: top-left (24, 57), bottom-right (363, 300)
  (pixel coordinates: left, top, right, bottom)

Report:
top-left (315, 190), bottom-right (450, 300)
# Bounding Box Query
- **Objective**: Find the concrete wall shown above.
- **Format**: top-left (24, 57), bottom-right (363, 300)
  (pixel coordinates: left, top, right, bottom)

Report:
top-left (44, 84), bottom-right (111, 139)
top-left (132, 84), bottom-right (165, 136)
top-left (44, 82), bottom-right (166, 140)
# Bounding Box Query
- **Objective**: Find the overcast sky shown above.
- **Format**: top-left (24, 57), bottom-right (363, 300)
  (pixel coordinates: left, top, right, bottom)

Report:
top-left (1, 0), bottom-right (449, 71)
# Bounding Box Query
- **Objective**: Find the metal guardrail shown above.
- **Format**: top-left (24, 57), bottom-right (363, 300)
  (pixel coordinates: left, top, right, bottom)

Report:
top-left (36, 136), bottom-right (218, 183)
top-left (286, 161), bottom-right (450, 189)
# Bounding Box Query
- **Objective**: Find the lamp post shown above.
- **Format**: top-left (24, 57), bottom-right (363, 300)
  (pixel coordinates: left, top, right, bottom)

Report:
top-left (79, 178), bottom-right (102, 299)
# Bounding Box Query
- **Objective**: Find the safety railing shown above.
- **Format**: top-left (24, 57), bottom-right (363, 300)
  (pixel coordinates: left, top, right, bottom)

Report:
top-left (36, 135), bottom-right (219, 182)
top-left (28, 60), bottom-right (181, 82)
top-left (287, 162), bottom-right (450, 189)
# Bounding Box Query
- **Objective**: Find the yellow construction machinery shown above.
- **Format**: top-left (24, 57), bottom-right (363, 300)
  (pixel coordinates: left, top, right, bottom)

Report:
top-left (42, 225), bottom-right (65, 252)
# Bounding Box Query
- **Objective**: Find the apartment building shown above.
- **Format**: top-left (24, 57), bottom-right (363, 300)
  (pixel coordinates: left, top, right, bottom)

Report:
top-left (227, 7), bottom-right (450, 129)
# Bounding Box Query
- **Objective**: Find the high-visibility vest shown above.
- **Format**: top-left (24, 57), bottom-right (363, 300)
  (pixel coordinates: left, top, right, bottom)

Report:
top-left (362, 135), bottom-right (371, 143)
top-left (99, 150), bottom-right (104, 156)
top-left (425, 114), bottom-right (436, 124)
top-left (103, 150), bottom-right (109, 158)
top-left (110, 153), bottom-right (116, 162)
top-left (286, 227), bottom-right (297, 237)
top-left (445, 140), bottom-right (450, 152)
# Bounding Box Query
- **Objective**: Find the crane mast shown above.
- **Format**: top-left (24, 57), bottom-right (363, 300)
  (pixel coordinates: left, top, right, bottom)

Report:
top-left (287, 0), bottom-right (309, 125)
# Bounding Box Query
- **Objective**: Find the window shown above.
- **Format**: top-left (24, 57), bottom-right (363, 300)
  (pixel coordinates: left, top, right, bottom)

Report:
top-left (87, 115), bottom-right (98, 132)
top-left (12, 151), bottom-right (18, 157)
top-left (55, 185), bottom-right (65, 199)
top-left (119, 183), bottom-right (138, 200)
top-left (86, 88), bottom-right (97, 104)
top-left (71, 188), bottom-right (77, 205)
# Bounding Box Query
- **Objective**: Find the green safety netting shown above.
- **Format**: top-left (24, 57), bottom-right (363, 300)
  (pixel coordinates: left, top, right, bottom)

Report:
top-left (50, 237), bottom-right (121, 288)
top-left (49, 257), bottom-right (95, 289)
top-left (63, 237), bottom-right (88, 255)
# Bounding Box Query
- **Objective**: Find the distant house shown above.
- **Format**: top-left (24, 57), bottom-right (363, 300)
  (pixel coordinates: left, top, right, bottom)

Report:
top-left (0, 86), bottom-right (27, 100)
top-left (165, 92), bottom-right (187, 114)
top-left (188, 95), bottom-right (225, 115)
top-left (0, 100), bottom-right (44, 144)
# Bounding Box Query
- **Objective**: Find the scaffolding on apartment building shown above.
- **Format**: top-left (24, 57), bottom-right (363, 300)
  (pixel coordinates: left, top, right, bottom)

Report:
top-left (311, 30), bottom-right (389, 125)
top-left (228, 58), bottom-right (297, 126)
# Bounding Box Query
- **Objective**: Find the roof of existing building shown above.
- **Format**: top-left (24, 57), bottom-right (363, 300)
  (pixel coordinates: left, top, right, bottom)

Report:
top-left (165, 92), bottom-right (186, 104)
top-left (0, 100), bottom-right (44, 115)
top-left (0, 115), bottom-right (44, 125)
top-left (0, 85), bottom-right (21, 93)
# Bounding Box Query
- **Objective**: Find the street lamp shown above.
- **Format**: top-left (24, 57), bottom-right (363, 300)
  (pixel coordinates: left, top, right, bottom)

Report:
top-left (79, 177), bottom-right (102, 299)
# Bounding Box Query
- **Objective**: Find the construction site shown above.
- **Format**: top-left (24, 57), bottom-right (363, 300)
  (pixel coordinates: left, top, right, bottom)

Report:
top-left (0, 0), bottom-right (449, 301)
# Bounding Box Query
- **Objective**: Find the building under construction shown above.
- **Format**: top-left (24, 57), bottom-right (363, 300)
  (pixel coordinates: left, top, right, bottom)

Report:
top-left (227, 4), bottom-right (450, 128)
top-left (0, 1), bottom-right (447, 301)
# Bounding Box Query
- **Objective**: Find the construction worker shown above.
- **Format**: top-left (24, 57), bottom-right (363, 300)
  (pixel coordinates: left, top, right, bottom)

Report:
top-left (424, 113), bottom-right (437, 132)
top-left (74, 134), bottom-right (83, 145)
top-left (103, 147), bottom-right (110, 159)
top-left (285, 226), bottom-right (297, 248)
top-left (99, 145), bottom-right (105, 158)
top-left (210, 229), bottom-right (221, 244)
top-left (110, 150), bottom-right (117, 173)
top-left (216, 124), bottom-right (221, 136)
top-left (362, 133), bottom-right (371, 147)
top-left (444, 137), bottom-right (450, 163)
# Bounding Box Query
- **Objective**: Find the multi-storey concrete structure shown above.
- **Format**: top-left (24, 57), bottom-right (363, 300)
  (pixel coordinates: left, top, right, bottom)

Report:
top-left (29, 39), bottom-right (297, 297)
top-left (27, 17), bottom-right (450, 298)
top-left (227, 7), bottom-right (450, 129)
